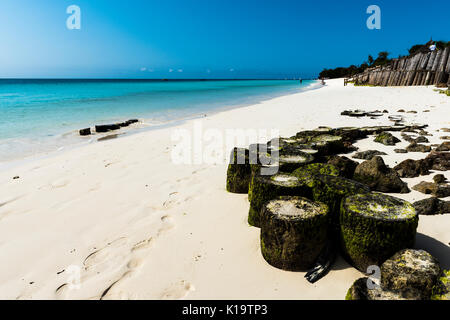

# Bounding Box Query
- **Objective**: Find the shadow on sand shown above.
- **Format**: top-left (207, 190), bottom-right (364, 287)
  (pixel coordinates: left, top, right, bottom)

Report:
top-left (415, 233), bottom-right (450, 269)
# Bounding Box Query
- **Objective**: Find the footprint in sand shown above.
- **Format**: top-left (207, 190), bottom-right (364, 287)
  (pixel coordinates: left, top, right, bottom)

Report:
top-left (157, 215), bottom-right (176, 236)
top-left (83, 237), bottom-right (128, 272)
top-left (163, 192), bottom-right (179, 209)
top-left (50, 179), bottom-right (69, 189)
top-left (160, 280), bottom-right (195, 300)
top-left (132, 237), bottom-right (153, 252)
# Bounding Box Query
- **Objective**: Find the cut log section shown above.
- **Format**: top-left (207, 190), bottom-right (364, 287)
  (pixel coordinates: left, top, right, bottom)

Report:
top-left (248, 173), bottom-right (311, 227)
top-left (260, 196), bottom-right (330, 271)
top-left (226, 148), bottom-right (251, 194)
top-left (312, 175), bottom-right (370, 219)
top-left (292, 163), bottom-right (340, 188)
top-left (340, 192), bottom-right (419, 272)
top-left (309, 135), bottom-right (345, 156)
top-left (277, 152), bottom-right (315, 172)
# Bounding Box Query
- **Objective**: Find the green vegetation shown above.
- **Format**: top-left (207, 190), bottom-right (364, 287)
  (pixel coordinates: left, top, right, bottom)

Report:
top-left (319, 40), bottom-right (450, 79)
top-left (319, 51), bottom-right (392, 79)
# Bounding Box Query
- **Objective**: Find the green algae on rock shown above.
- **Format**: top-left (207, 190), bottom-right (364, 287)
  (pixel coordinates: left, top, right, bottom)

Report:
top-left (381, 249), bottom-right (441, 300)
top-left (345, 277), bottom-right (408, 300)
top-left (326, 155), bottom-right (358, 179)
top-left (431, 270), bottom-right (450, 300)
top-left (340, 193), bottom-right (418, 272)
top-left (312, 174), bottom-right (370, 218)
top-left (277, 151), bottom-right (315, 173)
top-left (374, 132), bottom-right (401, 146)
top-left (248, 172), bottom-right (312, 227)
top-left (309, 134), bottom-right (345, 156)
top-left (292, 163), bottom-right (340, 186)
top-left (226, 147), bottom-right (251, 194)
top-left (260, 196), bottom-right (329, 271)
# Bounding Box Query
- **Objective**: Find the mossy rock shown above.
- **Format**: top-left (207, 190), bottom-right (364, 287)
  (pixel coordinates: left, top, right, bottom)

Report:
top-left (381, 249), bottom-right (441, 300)
top-left (226, 147), bottom-right (251, 194)
top-left (295, 127), bottom-right (333, 140)
top-left (431, 270), bottom-right (450, 300)
top-left (248, 172), bottom-right (312, 227)
top-left (345, 277), bottom-right (408, 300)
top-left (374, 132), bottom-right (401, 146)
top-left (340, 193), bottom-right (418, 272)
top-left (332, 127), bottom-right (367, 143)
top-left (260, 196), bottom-right (330, 271)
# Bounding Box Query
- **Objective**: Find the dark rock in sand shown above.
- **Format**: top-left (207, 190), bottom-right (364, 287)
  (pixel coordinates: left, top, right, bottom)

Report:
top-left (326, 155), bottom-right (358, 179)
top-left (352, 150), bottom-right (387, 160)
top-left (381, 249), bottom-right (441, 300)
top-left (407, 110), bottom-right (418, 114)
top-left (353, 156), bottom-right (410, 193)
top-left (374, 132), bottom-right (400, 146)
top-left (413, 197), bottom-right (450, 215)
top-left (415, 136), bottom-right (430, 143)
top-left (412, 181), bottom-right (450, 198)
top-left (401, 133), bottom-right (416, 143)
top-left (394, 149), bottom-right (408, 154)
top-left (79, 128), bottom-right (91, 136)
top-left (95, 124), bottom-right (120, 133)
top-left (401, 127), bottom-right (417, 133)
top-left (433, 174), bottom-right (447, 184)
top-left (340, 110), bottom-right (367, 117)
top-left (394, 159), bottom-right (430, 178)
top-left (425, 151), bottom-right (450, 171)
top-left (397, 109), bottom-right (405, 113)
top-left (406, 142), bottom-right (432, 153)
top-left (435, 142), bottom-right (450, 151)
top-left (418, 129), bottom-right (432, 136)
top-left (332, 127), bottom-right (367, 143)
top-left (440, 136), bottom-right (450, 140)
top-left (383, 110), bottom-right (389, 113)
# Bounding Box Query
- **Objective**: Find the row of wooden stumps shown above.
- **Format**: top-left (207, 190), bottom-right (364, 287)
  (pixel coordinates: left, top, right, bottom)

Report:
top-left (351, 47), bottom-right (450, 87)
top-left (226, 126), bottom-right (419, 283)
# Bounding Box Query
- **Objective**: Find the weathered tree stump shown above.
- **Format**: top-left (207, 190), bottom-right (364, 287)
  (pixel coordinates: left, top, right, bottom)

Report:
top-left (277, 151), bottom-right (315, 173)
top-left (312, 175), bottom-right (370, 241)
top-left (292, 163), bottom-right (340, 188)
top-left (340, 192), bottom-right (418, 272)
top-left (248, 173), bottom-right (311, 227)
top-left (226, 148), bottom-right (251, 194)
top-left (309, 135), bottom-right (345, 156)
top-left (312, 175), bottom-right (370, 219)
top-left (260, 196), bottom-right (330, 271)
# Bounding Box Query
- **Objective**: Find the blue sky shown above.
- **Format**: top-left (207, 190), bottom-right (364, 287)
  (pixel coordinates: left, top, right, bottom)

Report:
top-left (0, 0), bottom-right (448, 79)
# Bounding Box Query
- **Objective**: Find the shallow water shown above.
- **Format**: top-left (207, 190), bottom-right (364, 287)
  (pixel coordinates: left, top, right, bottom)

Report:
top-left (0, 79), bottom-right (319, 162)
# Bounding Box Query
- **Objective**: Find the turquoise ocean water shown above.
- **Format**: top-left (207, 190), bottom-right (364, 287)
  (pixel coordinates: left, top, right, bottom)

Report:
top-left (0, 79), bottom-right (318, 163)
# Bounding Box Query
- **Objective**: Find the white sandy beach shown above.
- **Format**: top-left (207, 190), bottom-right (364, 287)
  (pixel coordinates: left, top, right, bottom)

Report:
top-left (0, 78), bottom-right (449, 300)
